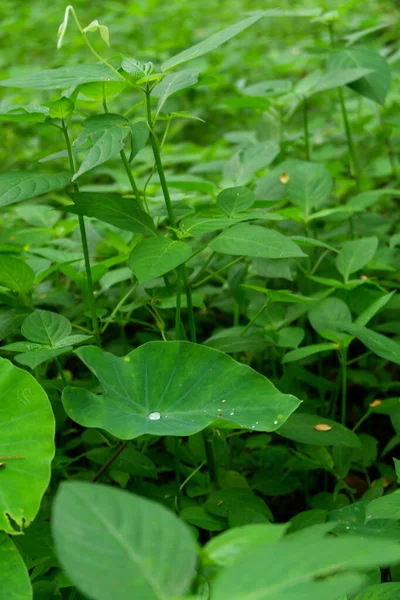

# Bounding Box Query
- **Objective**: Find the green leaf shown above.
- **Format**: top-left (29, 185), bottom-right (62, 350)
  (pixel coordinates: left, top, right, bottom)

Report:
top-left (152, 69), bottom-right (200, 114)
top-left (308, 298), bottom-right (352, 342)
top-left (0, 256), bottom-right (35, 293)
top-left (21, 309), bottom-right (71, 345)
top-left (15, 347), bottom-right (72, 370)
top-left (73, 114), bottom-right (131, 180)
top-left (67, 192), bottom-right (156, 235)
top-left (278, 413), bottom-right (361, 447)
top-left (282, 343), bottom-right (337, 364)
top-left (0, 310), bottom-right (28, 342)
top-left (0, 104), bottom-right (49, 123)
top-left (309, 67), bottom-right (374, 94)
top-left (0, 172), bottom-right (70, 208)
top-left (327, 49), bottom-right (391, 105)
top-left (128, 238), bottom-right (192, 283)
top-left (336, 237), bottom-right (378, 282)
top-left (129, 121), bottom-right (149, 162)
top-left (354, 584), bottom-right (400, 599)
top-left (285, 161), bottom-right (332, 219)
top-left (212, 530), bottom-right (400, 600)
top-left (339, 323), bottom-right (400, 366)
top-left (0, 532), bottom-right (32, 599)
top-left (204, 523), bottom-right (288, 567)
top-left (162, 14), bottom-right (262, 71)
top-left (0, 358), bottom-right (55, 533)
top-left (48, 97), bottom-right (74, 120)
top-left (217, 186), bottom-right (255, 216)
top-left (356, 292), bottom-right (395, 327)
top-left (210, 224), bottom-right (306, 258)
top-left (62, 341), bottom-right (300, 439)
top-left (52, 481), bottom-right (197, 600)
top-left (366, 491), bottom-right (400, 521)
top-left (0, 64), bottom-right (121, 90)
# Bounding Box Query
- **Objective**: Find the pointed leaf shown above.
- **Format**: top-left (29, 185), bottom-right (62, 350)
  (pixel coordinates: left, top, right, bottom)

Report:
top-left (338, 323), bottom-right (400, 366)
top-left (128, 238), bottom-right (192, 283)
top-left (21, 309), bottom-right (72, 345)
top-left (152, 69), bottom-right (200, 114)
top-left (0, 532), bottom-right (32, 600)
top-left (0, 64), bottom-right (121, 90)
top-left (0, 256), bottom-right (35, 293)
top-left (129, 121), bottom-right (149, 162)
top-left (310, 67), bottom-right (374, 94)
top-left (285, 161), bottom-right (332, 219)
top-left (336, 237), bottom-right (378, 282)
top-left (210, 224), bottom-right (305, 258)
top-left (282, 343), bottom-right (337, 364)
top-left (0, 172), bottom-right (70, 208)
top-left (217, 186), bottom-right (255, 216)
top-left (62, 342), bottom-right (301, 439)
top-left (278, 413), bottom-right (360, 447)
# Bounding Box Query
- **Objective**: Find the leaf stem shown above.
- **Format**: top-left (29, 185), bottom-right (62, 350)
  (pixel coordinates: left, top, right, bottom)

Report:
top-left (55, 357), bottom-right (68, 387)
top-left (192, 256), bottom-right (244, 288)
top-left (303, 96), bottom-right (311, 161)
top-left (92, 441), bottom-right (130, 482)
top-left (203, 431), bottom-right (218, 488)
top-left (174, 437), bottom-right (181, 514)
top-left (340, 348), bottom-right (348, 425)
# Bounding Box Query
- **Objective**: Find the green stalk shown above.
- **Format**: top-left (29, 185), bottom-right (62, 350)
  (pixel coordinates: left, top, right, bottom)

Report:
top-left (61, 122), bottom-right (100, 340)
top-left (303, 97), bottom-right (311, 161)
top-left (174, 437), bottom-right (182, 514)
top-left (54, 357), bottom-right (68, 387)
top-left (119, 149), bottom-right (144, 209)
top-left (239, 302), bottom-right (267, 337)
top-left (338, 87), bottom-right (360, 185)
top-left (203, 431), bottom-right (218, 488)
top-left (101, 282), bottom-right (137, 334)
top-left (92, 441), bottom-right (130, 482)
top-left (340, 349), bottom-right (348, 425)
top-left (192, 256), bottom-right (244, 288)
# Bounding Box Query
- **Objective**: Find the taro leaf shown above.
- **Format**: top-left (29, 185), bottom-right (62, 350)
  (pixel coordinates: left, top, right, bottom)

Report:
top-left (285, 161), bottom-right (332, 219)
top-left (353, 583), bottom-right (400, 599)
top-left (336, 237), bottom-right (378, 282)
top-left (21, 309), bottom-right (71, 345)
top-left (0, 172), bottom-right (70, 208)
top-left (53, 482), bottom-right (197, 600)
top-left (277, 413), bottom-right (361, 448)
top-left (327, 48), bottom-right (391, 105)
top-left (0, 64), bottom-right (121, 90)
top-left (217, 187), bottom-right (255, 216)
top-left (152, 69), bottom-right (200, 114)
top-left (129, 121), bottom-right (149, 162)
top-left (72, 114), bottom-right (131, 180)
top-left (128, 238), bottom-right (192, 283)
top-left (212, 532), bottom-right (400, 600)
top-left (0, 256), bottom-right (35, 293)
top-left (338, 323), bottom-right (400, 366)
top-left (0, 532), bottom-right (32, 599)
top-left (209, 224), bottom-right (305, 258)
top-left (0, 358), bottom-right (55, 534)
top-left (204, 523), bottom-right (288, 567)
top-left (162, 14), bottom-right (262, 71)
top-left (62, 342), bottom-right (301, 439)
top-left (67, 192), bottom-right (156, 235)
top-left (366, 491), bottom-right (400, 521)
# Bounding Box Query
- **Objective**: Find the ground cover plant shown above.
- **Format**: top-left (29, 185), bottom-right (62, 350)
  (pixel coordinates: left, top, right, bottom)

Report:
top-left (1, 0), bottom-right (400, 598)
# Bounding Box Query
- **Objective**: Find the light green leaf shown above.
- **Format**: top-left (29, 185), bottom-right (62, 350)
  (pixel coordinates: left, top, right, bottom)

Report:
top-left (278, 413), bottom-right (360, 447)
top-left (53, 482), bottom-right (197, 600)
top-left (162, 14), bottom-right (262, 71)
top-left (217, 187), bottom-right (255, 216)
top-left (0, 172), bottom-right (70, 208)
top-left (356, 292), bottom-right (395, 327)
top-left (152, 69), bottom-right (200, 114)
top-left (67, 192), bottom-right (156, 235)
top-left (0, 104), bottom-right (49, 123)
top-left (285, 161), bottom-right (332, 219)
top-left (48, 97), bottom-right (74, 119)
top-left (21, 310), bottom-right (71, 345)
top-left (308, 298), bottom-right (352, 342)
top-left (62, 341), bottom-right (300, 439)
top-left (0, 532), bottom-right (32, 600)
top-left (128, 238), bottom-right (192, 283)
top-left (282, 343), bottom-right (337, 364)
top-left (353, 583), bottom-right (400, 599)
top-left (339, 323), bottom-right (400, 366)
top-left (327, 49), bottom-right (391, 105)
top-left (336, 237), bottom-right (378, 282)
top-left (0, 358), bottom-right (55, 533)
top-left (15, 348), bottom-right (72, 370)
top-left (129, 121), bottom-right (149, 162)
top-left (366, 491), bottom-right (400, 521)
top-left (310, 67), bottom-right (374, 94)
top-left (0, 256), bottom-right (35, 293)
top-left (0, 65), bottom-right (121, 90)
top-left (210, 224), bottom-right (305, 258)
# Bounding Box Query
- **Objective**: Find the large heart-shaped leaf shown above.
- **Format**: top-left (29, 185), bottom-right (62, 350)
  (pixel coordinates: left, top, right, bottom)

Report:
top-left (52, 482), bottom-right (197, 600)
top-left (327, 49), bottom-right (391, 105)
top-left (0, 358), bottom-right (55, 533)
top-left (0, 532), bottom-right (32, 599)
top-left (0, 172), bottom-right (70, 208)
top-left (0, 64), bottom-right (121, 90)
top-left (210, 224), bottom-right (305, 258)
top-left (62, 342), bottom-right (301, 439)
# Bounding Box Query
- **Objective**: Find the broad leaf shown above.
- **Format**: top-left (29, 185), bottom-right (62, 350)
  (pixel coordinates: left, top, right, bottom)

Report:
top-left (353, 583), bottom-right (400, 599)
top-left (336, 237), bottom-right (378, 282)
top-left (278, 413), bottom-right (360, 447)
top-left (62, 341), bottom-right (301, 439)
top-left (21, 309), bottom-right (71, 345)
top-left (285, 161), bottom-right (332, 219)
top-left (0, 256), bottom-right (35, 293)
top-left (0, 172), bottom-right (70, 208)
top-left (0, 532), bottom-right (32, 600)
top-left (0, 358), bottom-right (55, 533)
top-left (217, 186), bottom-right (255, 216)
top-left (327, 49), bottom-right (391, 105)
top-left (0, 64), bottom-right (121, 90)
top-left (339, 323), bottom-right (400, 366)
top-left (53, 482), bottom-right (197, 600)
top-left (162, 14), bottom-right (262, 71)
top-left (210, 224), bottom-right (305, 258)
top-left (128, 238), bottom-right (192, 283)
top-left (309, 67), bottom-right (374, 95)
top-left (67, 192), bottom-right (156, 235)
top-left (366, 491), bottom-right (400, 521)
top-left (15, 347), bottom-right (73, 370)
top-left (152, 69), bottom-right (200, 113)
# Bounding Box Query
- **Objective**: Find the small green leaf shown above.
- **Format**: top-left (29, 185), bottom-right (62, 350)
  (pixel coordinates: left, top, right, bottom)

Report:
top-left (15, 347), bottom-right (72, 370)
top-left (210, 224), bottom-right (306, 258)
top-left (339, 323), bottom-right (400, 366)
top-left (0, 65), bottom-right (121, 90)
top-left (336, 237), bottom-right (378, 282)
top-left (308, 298), bottom-right (352, 342)
top-left (129, 121), bottom-right (149, 162)
top-left (217, 187), bottom-right (255, 216)
top-left (0, 172), bottom-right (70, 208)
top-left (309, 67), bottom-right (374, 94)
top-left (162, 14), bottom-right (262, 71)
top-left (0, 256), bottom-right (35, 293)
top-left (21, 309), bottom-right (71, 345)
top-left (152, 69), bottom-right (200, 114)
top-left (48, 97), bottom-right (74, 119)
top-left (128, 238), bottom-right (192, 283)
top-left (285, 161), bottom-right (332, 219)
top-left (0, 532), bottom-right (32, 599)
top-left (282, 343), bottom-right (337, 363)
top-left (52, 482), bottom-right (197, 600)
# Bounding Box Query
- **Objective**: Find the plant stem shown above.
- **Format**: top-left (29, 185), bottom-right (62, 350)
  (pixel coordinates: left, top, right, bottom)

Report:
top-left (192, 256), bottom-right (244, 288)
top-left (338, 87), bottom-right (360, 184)
top-left (239, 302), bottom-right (267, 337)
top-left (203, 431), bottom-right (218, 488)
top-left (303, 96), bottom-right (311, 161)
top-left (174, 437), bottom-right (181, 514)
top-left (54, 357), bottom-right (68, 387)
top-left (175, 268), bottom-right (183, 340)
top-left (61, 122), bottom-right (100, 341)
top-left (352, 411), bottom-right (371, 433)
top-left (119, 149), bottom-right (144, 209)
top-left (182, 266), bottom-right (196, 342)
top-left (191, 251), bottom-right (216, 284)
top-left (340, 348), bottom-right (348, 425)
top-left (92, 441), bottom-right (130, 482)
top-left (180, 460), bottom-right (206, 492)
top-left (101, 282), bottom-right (137, 334)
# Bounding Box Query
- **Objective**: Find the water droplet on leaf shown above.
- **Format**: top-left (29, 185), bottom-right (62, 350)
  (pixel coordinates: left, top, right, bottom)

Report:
top-left (148, 411), bottom-right (161, 421)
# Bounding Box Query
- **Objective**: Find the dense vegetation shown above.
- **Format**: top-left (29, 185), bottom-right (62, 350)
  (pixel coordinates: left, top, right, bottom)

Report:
top-left (1, 1), bottom-right (400, 598)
